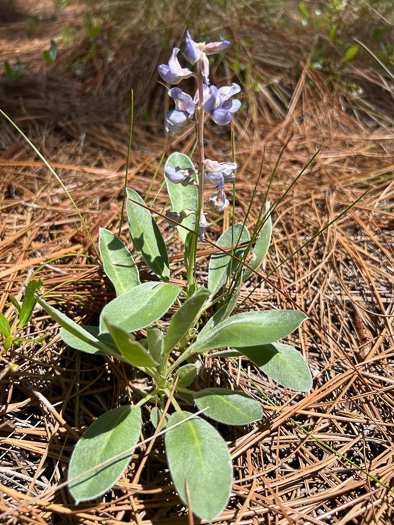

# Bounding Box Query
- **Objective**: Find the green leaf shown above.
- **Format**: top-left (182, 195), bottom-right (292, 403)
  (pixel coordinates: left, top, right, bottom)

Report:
top-left (191, 310), bottom-right (308, 354)
top-left (37, 296), bottom-right (111, 355)
top-left (60, 326), bottom-right (121, 357)
top-left (105, 320), bottom-right (159, 368)
top-left (147, 328), bottom-right (165, 367)
top-left (150, 407), bottom-right (169, 429)
top-left (343, 46), bottom-right (359, 62)
top-left (165, 153), bottom-right (198, 243)
top-left (8, 294), bottom-right (21, 314)
top-left (99, 281), bottom-right (180, 333)
top-left (19, 280), bottom-right (42, 328)
top-left (126, 188), bottom-right (169, 281)
top-left (238, 342), bottom-right (312, 392)
top-left (99, 228), bottom-right (140, 296)
top-left (0, 312), bottom-right (11, 337)
top-left (244, 203), bottom-right (272, 280)
top-left (194, 388), bottom-right (263, 425)
top-left (175, 363), bottom-right (197, 388)
top-left (69, 406), bottom-right (141, 503)
top-left (164, 287), bottom-right (210, 354)
top-left (165, 412), bottom-right (232, 520)
top-left (208, 223), bottom-right (250, 297)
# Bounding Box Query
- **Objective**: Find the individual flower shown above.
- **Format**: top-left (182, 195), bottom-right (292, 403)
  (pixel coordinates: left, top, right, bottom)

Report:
top-left (165, 87), bottom-right (196, 134)
top-left (203, 83), bottom-right (241, 125)
top-left (204, 159), bottom-right (237, 189)
top-left (158, 48), bottom-right (195, 85)
top-left (165, 209), bottom-right (196, 225)
top-left (197, 213), bottom-right (211, 240)
top-left (164, 166), bottom-right (197, 186)
top-left (207, 189), bottom-right (229, 213)
top-left (184, 31), bottom-right (229, 84)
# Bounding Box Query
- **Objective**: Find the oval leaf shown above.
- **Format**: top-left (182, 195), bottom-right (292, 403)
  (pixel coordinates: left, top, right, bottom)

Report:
top-left (175, 363), bottom-right (197, 388)
top-left (147, 328), bottom-right (165, 368)
top-left (194, 388), bottom-right (263, 425)
top-left (344, 46), bottom-right (358, 62)
top-left (244, 203), bottom-right (272, 280)
top-left (99, 228), bottom-right (140, 296)
top-left (126, 188), bottom-right (169, 281)
top-left (99, 281), bottom-right (180, 333)
top-left (208, 223), bottom-right (250, 297)
top-left (165, 152), bottom-right (198, 243)
top-left (60, 326), bottom-right (118, 357)
top-left (192, 310), bottom-right (308, 354)
top-left (105, 320), bottom-right (159, 368)
top-left (37, 296), bottom-right (111, 354)
top-left (165, 412), bottom-right (232, 520)
top-left (150, 407), bottom-right (169, 430)
top-left (239, 342), bottom-right (312, 392)
top-left (69, 406), bottom-right (141, 503)
top-left (164, 287), bottom-right (210, 354)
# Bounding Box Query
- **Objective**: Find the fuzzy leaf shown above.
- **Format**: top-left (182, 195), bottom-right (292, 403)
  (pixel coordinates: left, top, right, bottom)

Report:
top-left (99, 228), bottom-right (140, 295)
top-left (126, 188), bottom-right (170, 281)
top-left (165, 412), bottom-right (232, 520)
top-left (191, 310), bottom-right (308, 355)
top-left (147, 328), bottom-right (165, 367)
top-left (164, 287), bottom-right (210, 354)
top-left (69, 406), bottom-right (141, 503)
top-left (165, 152), bottom-right (198, 243)
top-left (175, 363), bottom-right (197, 388)
top-left (208, 223), bottom-right (250, 297)
top-left (238, 342), bottom-right (312, 392)
top-left (150, 407), bottom-right (169, 430)
top-left (60, 326), bottom-right (121, 357)
top-left (37, 296), bottom-right (111, 355)
top-left (194, 388), bottom-right (263, 425)
top-left (99, 281), bottom-right (180, 334)
top-left (105, 320), bottom-right (159, 368)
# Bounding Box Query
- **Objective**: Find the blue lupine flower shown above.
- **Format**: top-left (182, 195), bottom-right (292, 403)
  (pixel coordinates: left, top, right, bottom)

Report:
top-left (203, 83), bottom-right (241, 125)
top-left (184, 31), bottom-right (230, 85)
top-left (158, 48), bottom-right (194, 85)
top-left (197, 214), bottom-right (212, 240)
top-left (165, 87), bottom-right (196, 133)
top-left (207, 189), bottom-right (229, 213)
top-left (204, 159), bottom-right (237, 189)
top-left (164, 166), bottom-right (197, 186)
top-left (185, 31), bottom-right (230, 63)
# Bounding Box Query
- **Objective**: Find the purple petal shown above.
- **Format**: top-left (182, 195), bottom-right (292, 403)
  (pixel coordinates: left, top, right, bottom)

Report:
top-left (166, 48), bottom-right (194, 83)
top-left (164, 165), bottom-right (186, 184)
top-left (158, 65), bottom-right (181, 84)
top-left (168, 87), bottom-right (195, 114)
top-left (203, 85), bottom-right (218, 113)
top-left (165, 110), bottom-right (191, 133)
top-left (184, 30), bottom-right (199, 64)
top-left (204, 40), bottom-right (230, 55)
top-left (206, 171), bottom-right (225, 189)
top-left (217, 83), bottom-right (241, 101)
top-left (222, 99), bottom-right (241, 113)
top-left (210, 108), bottom-right (233, 126)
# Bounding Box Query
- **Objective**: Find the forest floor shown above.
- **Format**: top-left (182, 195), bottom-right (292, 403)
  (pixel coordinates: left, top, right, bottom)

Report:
top-left (0, 1), bottom-right (393, 523)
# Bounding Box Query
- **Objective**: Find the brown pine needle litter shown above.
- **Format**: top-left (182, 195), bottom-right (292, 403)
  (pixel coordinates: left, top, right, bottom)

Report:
top-left (0, 0), bottom-right (393, 523)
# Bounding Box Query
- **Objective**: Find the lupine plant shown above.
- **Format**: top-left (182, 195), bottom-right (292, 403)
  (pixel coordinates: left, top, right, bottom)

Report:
top-left (35, 31), bottom-right (312, 521)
